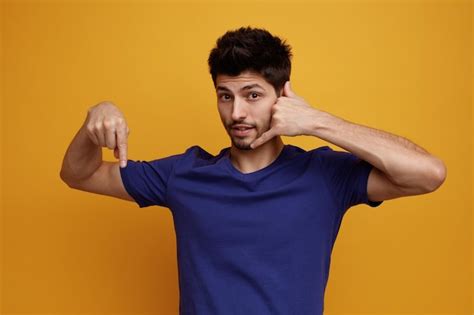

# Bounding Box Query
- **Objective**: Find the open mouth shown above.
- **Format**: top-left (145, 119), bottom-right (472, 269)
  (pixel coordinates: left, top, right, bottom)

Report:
top-left (232, 126), bottom-right (255, 136)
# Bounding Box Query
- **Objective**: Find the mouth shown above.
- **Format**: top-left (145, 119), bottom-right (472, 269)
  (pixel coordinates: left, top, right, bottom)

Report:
top-left (231, 126), bottom-right (255, 137)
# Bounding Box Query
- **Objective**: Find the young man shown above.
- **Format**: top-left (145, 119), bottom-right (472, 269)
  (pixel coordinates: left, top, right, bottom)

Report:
top-left (60, 26), bottom-right (447, 314)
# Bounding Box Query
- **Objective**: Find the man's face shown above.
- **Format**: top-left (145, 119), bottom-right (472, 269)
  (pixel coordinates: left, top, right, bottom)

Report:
top-left (215, 70), bottom-right (281, 151)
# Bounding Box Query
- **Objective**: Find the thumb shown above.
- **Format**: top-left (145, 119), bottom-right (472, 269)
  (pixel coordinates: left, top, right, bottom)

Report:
top-left (282, 81), bottom-right (296, 98)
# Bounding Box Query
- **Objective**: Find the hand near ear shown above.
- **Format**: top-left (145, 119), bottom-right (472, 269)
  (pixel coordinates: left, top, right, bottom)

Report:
top-left (250, 81), bottom-right (320, 149)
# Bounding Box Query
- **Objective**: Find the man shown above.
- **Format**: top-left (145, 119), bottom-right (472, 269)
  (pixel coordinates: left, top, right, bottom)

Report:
top-left (60, 26), bottom-right (447, 314)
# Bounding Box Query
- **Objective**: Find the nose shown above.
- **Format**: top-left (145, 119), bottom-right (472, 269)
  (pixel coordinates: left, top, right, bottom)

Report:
top-left (231, 97), bottom-right (248, 121)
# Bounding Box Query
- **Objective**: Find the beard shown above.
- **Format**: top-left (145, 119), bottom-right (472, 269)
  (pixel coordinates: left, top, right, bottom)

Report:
top-left (231, 135), bottom-right (253, 150)
top-left (225, 118), bottom-right (271, 151)
top-left (228, 124), bottom-right (264, 151)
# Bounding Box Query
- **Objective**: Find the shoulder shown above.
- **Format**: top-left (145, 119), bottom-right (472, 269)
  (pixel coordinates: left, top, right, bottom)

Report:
top-left (183, 145), bottom-right (226, 159)
top-left (184, 145), bottom-right (214, 158)
top-left (295, 145), bottom-right (335, 163)
top-left (308, 145), bottom-right (334, 155)
top-left (309, 145), bottom-right (355, 161)
top-left (305, 145), bottom-right (367, 173)
top-left (177, 145), bottom-right (229, 168)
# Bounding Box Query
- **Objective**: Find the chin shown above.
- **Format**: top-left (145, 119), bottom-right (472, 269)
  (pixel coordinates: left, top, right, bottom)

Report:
top-left (230, 136), bottom-right (254, 151)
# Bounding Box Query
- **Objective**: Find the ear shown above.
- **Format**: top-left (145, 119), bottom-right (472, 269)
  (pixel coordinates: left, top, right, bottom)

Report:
top-left (278, 86), bottom-right (284, 97)
top-left (282, 81), bottom-right (296, 98)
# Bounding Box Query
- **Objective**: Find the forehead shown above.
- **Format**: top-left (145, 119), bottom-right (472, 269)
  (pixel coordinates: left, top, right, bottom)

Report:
top-left (215, 71), bottom-right (272, 92)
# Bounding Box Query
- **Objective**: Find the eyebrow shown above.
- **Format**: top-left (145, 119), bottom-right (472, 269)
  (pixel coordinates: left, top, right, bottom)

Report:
top-left (216, 83), bottom-right (265, 92)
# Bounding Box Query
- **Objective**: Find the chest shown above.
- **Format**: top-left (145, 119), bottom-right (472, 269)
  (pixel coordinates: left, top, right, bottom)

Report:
top-left (167, 170), bottom-right (338, 248)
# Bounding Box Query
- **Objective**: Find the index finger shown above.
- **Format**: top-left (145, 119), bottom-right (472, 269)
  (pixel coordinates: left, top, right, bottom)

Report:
top-left (116, 126), bottom-right (128, 168)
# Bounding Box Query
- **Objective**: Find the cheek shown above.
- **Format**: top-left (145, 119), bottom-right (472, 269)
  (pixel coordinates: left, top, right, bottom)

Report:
top-left (256, 105), bottom-right (273, 124)
top-left (217, 114), bottom-right (227, 129)
top-left (217, 105), bottom-right (230, 119)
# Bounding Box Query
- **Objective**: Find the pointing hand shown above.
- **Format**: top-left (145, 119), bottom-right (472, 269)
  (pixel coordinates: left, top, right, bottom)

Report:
top-left (84, 101), bottom-right (130, 168)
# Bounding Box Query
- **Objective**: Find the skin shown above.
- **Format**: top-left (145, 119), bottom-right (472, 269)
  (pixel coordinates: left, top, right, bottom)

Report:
top-left (216, 69), bottom-right (447, 201)
top-left (60, 68), bottom-right (446, 204)
top-left (215, 70), bottom-right (286, 174)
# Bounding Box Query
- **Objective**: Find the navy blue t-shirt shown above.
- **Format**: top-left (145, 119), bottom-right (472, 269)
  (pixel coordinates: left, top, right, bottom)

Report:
top-left (119, 144), bottom-right (383, 315)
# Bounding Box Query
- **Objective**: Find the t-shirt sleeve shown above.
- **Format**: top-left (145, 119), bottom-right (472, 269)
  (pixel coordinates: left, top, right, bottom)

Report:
top-left (315, 146), bottom-right (383, 213)
top-left (119, 153), bottom-right (184, 208)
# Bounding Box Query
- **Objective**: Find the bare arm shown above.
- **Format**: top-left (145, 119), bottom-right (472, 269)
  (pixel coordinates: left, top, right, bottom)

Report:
top-left (307, 110), bottom-right (447, 199)
top-left (59, 101), bottom-right (133, 202)
top-left (249, 81), bottom-right (446, 202)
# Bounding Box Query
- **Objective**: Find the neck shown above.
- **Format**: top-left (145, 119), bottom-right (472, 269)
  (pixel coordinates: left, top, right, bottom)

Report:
top-left (229, 137), bottom-right (285, 174)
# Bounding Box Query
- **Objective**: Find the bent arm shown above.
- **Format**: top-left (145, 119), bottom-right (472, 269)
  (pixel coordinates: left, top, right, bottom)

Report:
top-left (307, 110), bottom-right (447, 200)
top-left (59, 104), bottom-right (134, 202)
top-left (60, 121), bottom-right (102, 184)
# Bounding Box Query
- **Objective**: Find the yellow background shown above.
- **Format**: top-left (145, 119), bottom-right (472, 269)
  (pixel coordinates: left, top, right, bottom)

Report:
top-left (1, 0), bottom-right (472, 314)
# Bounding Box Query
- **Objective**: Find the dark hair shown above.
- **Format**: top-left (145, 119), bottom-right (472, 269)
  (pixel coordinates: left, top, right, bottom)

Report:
top-left (207, 26), bottom-right (293, 96)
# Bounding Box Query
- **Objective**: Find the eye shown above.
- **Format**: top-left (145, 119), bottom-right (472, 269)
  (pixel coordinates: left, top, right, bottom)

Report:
top-left (219, 94), bottom-right (232, 101)
top-left (249, 92), bottom-right (260, 100)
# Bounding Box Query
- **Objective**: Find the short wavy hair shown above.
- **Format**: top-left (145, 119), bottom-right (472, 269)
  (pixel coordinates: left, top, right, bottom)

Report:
top-left (207, 26), bottom-right (293, 96)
